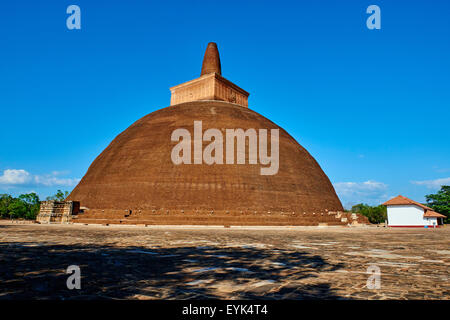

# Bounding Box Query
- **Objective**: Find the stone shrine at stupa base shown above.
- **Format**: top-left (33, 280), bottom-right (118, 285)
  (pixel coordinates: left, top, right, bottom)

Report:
top-left (37, 42), bottom-right (369, 226)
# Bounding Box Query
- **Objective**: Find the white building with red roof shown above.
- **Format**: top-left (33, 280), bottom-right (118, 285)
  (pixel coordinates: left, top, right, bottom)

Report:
top-left (383, 195), bottom-right (446, 228)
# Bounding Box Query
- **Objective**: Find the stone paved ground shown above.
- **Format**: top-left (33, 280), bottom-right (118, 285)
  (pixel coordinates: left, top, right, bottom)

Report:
top-left (0, 222), bottom-right (448, 300)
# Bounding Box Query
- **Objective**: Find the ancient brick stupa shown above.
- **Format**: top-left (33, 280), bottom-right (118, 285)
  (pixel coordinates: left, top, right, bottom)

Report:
top-left (67, 43), bottom-right (349, 226)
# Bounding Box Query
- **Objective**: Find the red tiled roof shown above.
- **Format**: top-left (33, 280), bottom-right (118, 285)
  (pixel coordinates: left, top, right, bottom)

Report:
top-left (383, 195), bottom-right (446, 219)
top-left (383, 195), bottom-right (434, 211)
top-left (423, 210), bottom-right (446, 218)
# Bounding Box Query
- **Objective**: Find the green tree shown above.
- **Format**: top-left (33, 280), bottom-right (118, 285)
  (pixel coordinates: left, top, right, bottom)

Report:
top-left (351, 203), bottom-right (387, 224)
top-left (46, 190), bottom-right (69, 201)
top-left (426, 185), bottom-right (450, 223)
top-left (19, 193), bottom-right (40, 220)
top-left (0, 194), bottom-right (14, 218)
top-left (7, 198), bottom-right (28, 219)
top-left (0, 193), bottom-right (41, 220)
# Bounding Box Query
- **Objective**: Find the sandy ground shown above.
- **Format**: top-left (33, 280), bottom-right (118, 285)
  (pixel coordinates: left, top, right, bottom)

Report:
top-left (0, 221), bottom-right (448, 300)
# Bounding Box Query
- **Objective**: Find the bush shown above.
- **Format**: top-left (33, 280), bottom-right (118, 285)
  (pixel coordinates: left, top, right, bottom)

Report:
top-left (351, 203), bottom-right (387, 224)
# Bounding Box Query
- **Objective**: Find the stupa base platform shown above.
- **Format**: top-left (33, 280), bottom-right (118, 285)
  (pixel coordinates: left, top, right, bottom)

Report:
top-left (70, 209), bottom-right (369, 226)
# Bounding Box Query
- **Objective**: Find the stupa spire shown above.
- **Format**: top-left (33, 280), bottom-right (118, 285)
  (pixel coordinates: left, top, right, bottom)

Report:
top-left (201, 42), bottom-right (221, 76)
top-left (170, 42), bottom-right (248, 107)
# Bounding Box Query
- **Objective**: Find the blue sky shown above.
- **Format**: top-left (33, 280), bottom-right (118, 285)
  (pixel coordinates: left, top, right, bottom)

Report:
top-left (0, 0), bottom-right (449, 207)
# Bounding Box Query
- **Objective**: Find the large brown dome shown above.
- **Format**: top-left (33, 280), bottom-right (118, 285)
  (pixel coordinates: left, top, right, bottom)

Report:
top-left (65, 42), bottom-right (349, 226)
top-left (68, 100), bottom-right (343, 218)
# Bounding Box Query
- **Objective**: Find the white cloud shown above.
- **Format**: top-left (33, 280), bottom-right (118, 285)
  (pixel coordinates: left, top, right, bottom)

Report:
top-left (0, 169), bottom-right (79, 187)
top-left (50, 170), bottom-right (70, 176)
top-left (33, 175), bottom-right (80, 187)
top-left (0, 169), bottom-right (32, 185)
top-left (333, 180), bottom-right (389, 209)
top-left (411, 177), bottom-right (450, 189)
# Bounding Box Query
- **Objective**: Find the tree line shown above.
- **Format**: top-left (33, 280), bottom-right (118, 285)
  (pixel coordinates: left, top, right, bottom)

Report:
top-left (0, 190), bottom-right (69, 220)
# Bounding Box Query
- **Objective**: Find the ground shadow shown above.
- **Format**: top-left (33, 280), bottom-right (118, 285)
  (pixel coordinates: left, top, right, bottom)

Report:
top-left (0, 241), bottom-right (346, 300)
